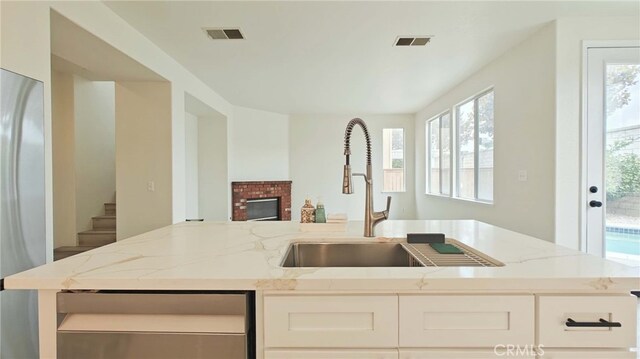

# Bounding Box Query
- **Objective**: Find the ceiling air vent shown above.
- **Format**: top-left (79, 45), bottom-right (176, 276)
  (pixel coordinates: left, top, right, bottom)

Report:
top-left (394, 36), bottom-right (432, 47)
top-left (204, 28), bottom-right (245, 40)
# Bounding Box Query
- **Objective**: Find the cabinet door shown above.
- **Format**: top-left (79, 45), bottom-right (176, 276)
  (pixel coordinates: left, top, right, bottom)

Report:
top-left (265, 349), bottom-right (398, 359)
top-left (538, 295), bottom-right (636, 348)
top-left (264, 295), bottom-right (398, 348)
top-left (399, 295), bottom-right (534, 348)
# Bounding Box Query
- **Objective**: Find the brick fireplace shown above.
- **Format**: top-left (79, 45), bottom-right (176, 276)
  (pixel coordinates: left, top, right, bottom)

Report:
top-left (231, 181), bottom-right (292, 221)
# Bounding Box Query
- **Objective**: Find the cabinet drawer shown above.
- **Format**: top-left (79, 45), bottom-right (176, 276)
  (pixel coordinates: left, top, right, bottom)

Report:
top-left (399, 295), bottom-right (534, 348)
top-left (264, 295), bottom-right (397, 348)
top-left (540, 350), bottom-right (636, 358)
top-left (265, 349), bottom-right (398, 359)
top-left (538, 295), bottom-right (637, 348)
top-left (399, 349), bottom-right (511, 358)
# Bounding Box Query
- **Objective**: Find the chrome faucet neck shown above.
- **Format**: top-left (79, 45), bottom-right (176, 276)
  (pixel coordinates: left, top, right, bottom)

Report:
top-left (342, 118), bottom-right (391, 237)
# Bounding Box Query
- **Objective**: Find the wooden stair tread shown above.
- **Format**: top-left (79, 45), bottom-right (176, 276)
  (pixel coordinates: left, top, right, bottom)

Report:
top-left (92, 215), bottom-right (115, 219)
top-left (79, 230), bottom-right (116, 235)
top-left (54, 246), bottom-right (98, 252)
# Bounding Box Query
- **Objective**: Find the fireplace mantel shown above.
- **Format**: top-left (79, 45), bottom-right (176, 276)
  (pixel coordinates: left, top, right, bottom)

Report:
top-left (231, 181), bottom-right (292, 221)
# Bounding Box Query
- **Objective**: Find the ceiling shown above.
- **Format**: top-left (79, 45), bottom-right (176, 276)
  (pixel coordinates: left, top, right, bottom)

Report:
top-left (104, 1), bottom-right (639, 114)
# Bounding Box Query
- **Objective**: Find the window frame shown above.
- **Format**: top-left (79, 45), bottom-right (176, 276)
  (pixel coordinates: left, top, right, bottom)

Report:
top-left (425, 88), bottom-right (494, 204)
top-left (454, 88), bottom-right (494, 203)
top-left (381, 127), bottom-right (406, 193)
top-left (426, 111), bottom-right (452, 197)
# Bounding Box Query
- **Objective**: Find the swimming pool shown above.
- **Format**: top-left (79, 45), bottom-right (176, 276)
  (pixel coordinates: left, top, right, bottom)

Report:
top-left (606, 228), bottom-right (640, 255)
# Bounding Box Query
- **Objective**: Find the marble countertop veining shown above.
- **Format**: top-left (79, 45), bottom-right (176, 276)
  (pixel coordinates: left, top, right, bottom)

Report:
top-left (5, 220), bottom-right (639, 292)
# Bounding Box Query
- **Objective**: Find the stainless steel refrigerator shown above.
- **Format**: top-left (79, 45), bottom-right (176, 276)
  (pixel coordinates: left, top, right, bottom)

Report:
top-left (0, 68), bottom-right (46, 358)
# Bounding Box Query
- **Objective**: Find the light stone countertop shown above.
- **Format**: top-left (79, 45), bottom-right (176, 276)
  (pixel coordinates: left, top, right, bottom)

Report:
top-left (5, 220), bottom-right (639, 292)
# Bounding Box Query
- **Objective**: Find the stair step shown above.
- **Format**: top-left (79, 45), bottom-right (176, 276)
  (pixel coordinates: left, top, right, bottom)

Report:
top-left (78, 230), bottom-right (116, 247)
top-left (92, 215), bottom-right (116, 230)
top-left (54, 246), bottom-right (98, 261)
top-left (104, 203), bottom-right (116, 216)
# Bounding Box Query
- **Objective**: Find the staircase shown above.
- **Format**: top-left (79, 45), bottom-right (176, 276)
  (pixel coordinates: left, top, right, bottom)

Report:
top-left (54, 202), bottom-right (116, 261)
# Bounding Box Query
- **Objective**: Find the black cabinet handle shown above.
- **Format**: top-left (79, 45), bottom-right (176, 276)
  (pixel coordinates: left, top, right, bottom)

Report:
top-left (589, 200), bottom-right (603, 208)
top-left (565, 318), bottom-right (621, 328)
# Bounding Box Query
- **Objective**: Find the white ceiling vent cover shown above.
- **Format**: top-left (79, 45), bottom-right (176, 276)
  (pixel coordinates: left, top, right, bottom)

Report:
top-left (394, 36), bottom-right (433, 47)
top-left (204, 28), bottom-right (245, 40)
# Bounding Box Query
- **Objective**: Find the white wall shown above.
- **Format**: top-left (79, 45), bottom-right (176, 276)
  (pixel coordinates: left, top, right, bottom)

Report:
top-left (73, 76), bottom-right (115, 233)
top-left (184, 111), bottom-right (199, 219)
top-left (554, 17), bottom-right (640, 250)
top-left (228, 106), bottom-right (290, 181)
top-left (289, 114), bottom-right (416, 222)
top-left (198, 115), bottom-right (229, 221)
top-left (414, 23), bottom-right (557, 241)
top-left (51, 70), bottom-right (76, 248)
top-left (1, 2), bottom-right (236, 249)
top-left (115, 81), bottom-right (173, 239)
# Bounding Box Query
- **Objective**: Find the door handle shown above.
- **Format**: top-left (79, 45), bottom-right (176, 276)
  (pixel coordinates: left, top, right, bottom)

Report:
top-left (566, 318), bottom-right (621, 328)
top-left (589, 200), bottom-right (603, 208)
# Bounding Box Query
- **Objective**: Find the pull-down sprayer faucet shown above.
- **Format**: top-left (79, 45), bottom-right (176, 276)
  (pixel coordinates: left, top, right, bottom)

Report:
top-left (342, 118), bottom-right (391, 237)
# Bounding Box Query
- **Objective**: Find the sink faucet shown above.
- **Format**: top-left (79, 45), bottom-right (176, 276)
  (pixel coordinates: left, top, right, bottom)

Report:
top-left (342, 118), bottom-right (391, 237)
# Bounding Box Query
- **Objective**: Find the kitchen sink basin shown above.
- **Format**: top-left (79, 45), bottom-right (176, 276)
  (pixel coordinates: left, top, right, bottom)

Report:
top-left (279, 240), bottom-right (504, 268)
top-left (280, 242), bottom-right (423, 267)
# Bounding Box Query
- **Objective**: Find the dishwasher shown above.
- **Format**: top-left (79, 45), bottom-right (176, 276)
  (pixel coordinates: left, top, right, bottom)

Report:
top-left (56, 290), bottom-right (255, 359)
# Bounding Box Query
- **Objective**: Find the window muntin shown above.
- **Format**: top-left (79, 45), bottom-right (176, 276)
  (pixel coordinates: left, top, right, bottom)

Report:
top-left (382, 128), bottom-right (405, 192)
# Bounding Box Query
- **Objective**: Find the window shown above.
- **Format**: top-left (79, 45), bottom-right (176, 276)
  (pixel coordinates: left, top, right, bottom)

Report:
top-left (426, 89), bottom-right (494, 202)
top-left (456, 90), bottom-right (494, 202)
top-left (426, 112), bottom-right (451, 195)
top-left (382, 128), bottom-right (405, 192)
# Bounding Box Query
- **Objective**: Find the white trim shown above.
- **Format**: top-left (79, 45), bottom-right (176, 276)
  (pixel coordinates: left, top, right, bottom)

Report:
top-left (424, 193), bottom-right (493, 206)
top-left (579, 40), bottom-right (640, 252)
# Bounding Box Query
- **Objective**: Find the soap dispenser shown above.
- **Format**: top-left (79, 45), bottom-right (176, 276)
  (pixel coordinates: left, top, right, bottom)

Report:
top-left (315, 199), bottom-right (326, 223)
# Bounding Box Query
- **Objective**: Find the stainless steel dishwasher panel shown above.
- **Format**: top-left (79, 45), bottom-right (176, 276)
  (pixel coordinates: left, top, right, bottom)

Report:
top-left (56, 291), bottom-right (254, 359)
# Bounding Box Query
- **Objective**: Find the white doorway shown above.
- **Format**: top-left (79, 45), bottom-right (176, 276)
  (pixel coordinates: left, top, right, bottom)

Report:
top-left (184, 93), bottom-right (229, 221)
top-left (584, 43), bottom-right (640, 266)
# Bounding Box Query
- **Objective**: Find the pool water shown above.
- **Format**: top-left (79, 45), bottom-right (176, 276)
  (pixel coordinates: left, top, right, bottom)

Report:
top-left (606, 231), bottom-right (640, 255)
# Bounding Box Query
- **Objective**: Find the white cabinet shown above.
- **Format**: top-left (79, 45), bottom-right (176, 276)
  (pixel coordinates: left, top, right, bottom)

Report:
top-left (265, 349), bottom-right (398, 359)
top-left (263, 294), bottom-right (398, 348)
top-left (262, 293), bottom-right (637, 356)
top-left (399, 349), bottom-right (516, 358)
top-left (539, 349), bottom-right (637, 358)
top-left (399, 295), bottom-right (534, 348)
top-left (538, 295), bottom-right (637, 348)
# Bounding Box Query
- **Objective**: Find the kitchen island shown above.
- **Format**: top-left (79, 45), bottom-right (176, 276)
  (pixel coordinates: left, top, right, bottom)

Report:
top-left (6, 220), bottom-right (639, 358)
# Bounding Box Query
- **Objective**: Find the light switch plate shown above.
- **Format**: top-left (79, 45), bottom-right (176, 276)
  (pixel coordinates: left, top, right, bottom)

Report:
top-left (147, 181), bottom-right (155, 192)
top-left (518, 170), bottom-right (528, 182)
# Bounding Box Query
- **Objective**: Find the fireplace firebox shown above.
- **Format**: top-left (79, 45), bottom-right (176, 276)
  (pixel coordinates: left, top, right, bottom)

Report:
top-left (246, 198), bottom-right (280, 221)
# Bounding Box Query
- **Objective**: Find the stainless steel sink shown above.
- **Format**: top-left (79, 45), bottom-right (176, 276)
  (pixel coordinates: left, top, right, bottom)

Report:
top-left (280, 242), bottom-right (423, 267)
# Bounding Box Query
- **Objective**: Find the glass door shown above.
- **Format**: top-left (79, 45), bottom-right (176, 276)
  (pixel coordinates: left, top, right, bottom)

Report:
top-left (585, 46), bottom-right (640, 266)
